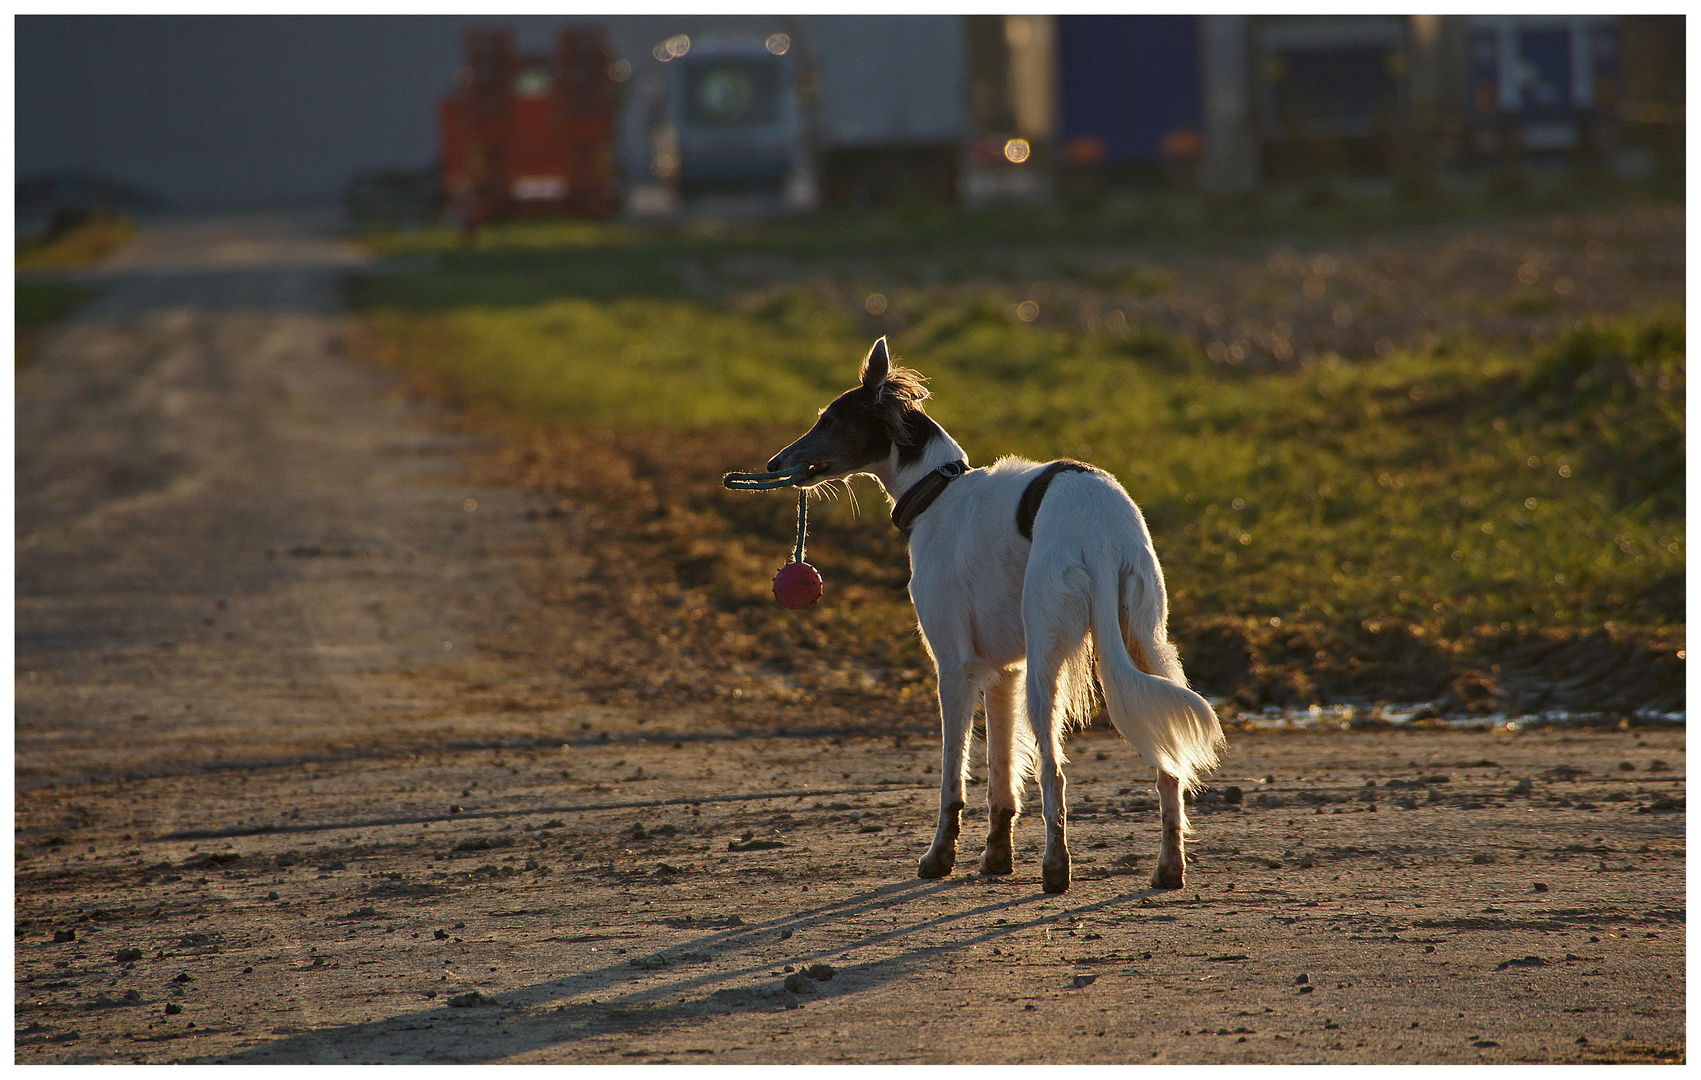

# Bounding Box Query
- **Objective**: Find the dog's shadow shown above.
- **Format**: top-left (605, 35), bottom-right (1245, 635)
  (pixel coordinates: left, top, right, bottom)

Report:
top-left (211, 875), bottom-right (1183, 1064)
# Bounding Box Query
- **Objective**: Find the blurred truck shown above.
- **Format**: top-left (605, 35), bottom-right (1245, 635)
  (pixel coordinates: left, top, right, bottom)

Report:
top-left (1056, 15), bottom-right (1205, 188)
top-left (653, 34), bottom-right (806, 201)
top-left (439, 25), bottom-right (620, 224)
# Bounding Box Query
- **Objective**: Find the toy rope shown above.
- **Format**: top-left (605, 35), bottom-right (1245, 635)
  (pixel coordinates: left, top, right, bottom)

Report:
top-left (722, 464), bottom-right (810, 565)
top-left (792, 490), bottom-right (808, 564)
top-left (722, 463), bottom-right (809, 490)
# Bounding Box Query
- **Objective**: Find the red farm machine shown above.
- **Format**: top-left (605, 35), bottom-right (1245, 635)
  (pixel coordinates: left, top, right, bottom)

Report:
top-left (440, 25), bottom-right (620, 226)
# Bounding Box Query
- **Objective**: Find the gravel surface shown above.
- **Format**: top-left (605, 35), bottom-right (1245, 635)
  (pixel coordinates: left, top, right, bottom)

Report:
top-left (14, 211), bottom-right (1684, 1064)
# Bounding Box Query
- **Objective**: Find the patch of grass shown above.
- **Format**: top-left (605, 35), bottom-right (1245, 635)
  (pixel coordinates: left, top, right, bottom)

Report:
top-left (357, 174), bottom-right (1662, 289)
top-left (1501, 285), bottom-right (1566, 316)
top-left (16, 214), bottom-right (134, 271)
top-left (365, 292), bottom-right (860, 429)
top-left (16, 281), bottom-right (95, 366)
top-left (1083, 263), bottom-right (1175, 297)
top-left (356, 197), bottom-right (1682, 716)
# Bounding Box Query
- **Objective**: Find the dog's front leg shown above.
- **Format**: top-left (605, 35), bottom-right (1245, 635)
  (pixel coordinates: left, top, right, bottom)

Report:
top-left (918, 665), bottom-right (975, 879)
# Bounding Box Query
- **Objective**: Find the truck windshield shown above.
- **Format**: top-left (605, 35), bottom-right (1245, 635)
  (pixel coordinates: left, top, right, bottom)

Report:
top-left (683, 58), bottom-right (780, 127)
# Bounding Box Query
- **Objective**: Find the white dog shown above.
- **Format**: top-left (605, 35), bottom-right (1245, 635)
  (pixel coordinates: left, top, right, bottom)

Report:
top-left (766, 338), bottom-right (1224, 893)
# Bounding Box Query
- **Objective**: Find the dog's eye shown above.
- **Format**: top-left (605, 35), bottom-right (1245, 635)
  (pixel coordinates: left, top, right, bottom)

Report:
top-left (818, 414), bottom-right (835, 430)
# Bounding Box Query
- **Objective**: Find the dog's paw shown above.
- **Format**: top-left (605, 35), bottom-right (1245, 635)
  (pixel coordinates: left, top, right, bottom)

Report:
top-left (917, 848), bottom-right (956, 879)
top-left (1041, 854), bottom-right (1070, 894)
top-left (1150, 861), bottom-right (1185, 890)
top-left (1041, 866), bottom-right (1070, 894)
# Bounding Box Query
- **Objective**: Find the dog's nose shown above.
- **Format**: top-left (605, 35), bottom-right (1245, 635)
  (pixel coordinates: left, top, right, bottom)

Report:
top-left (766, 454), bottom-right (782, 471)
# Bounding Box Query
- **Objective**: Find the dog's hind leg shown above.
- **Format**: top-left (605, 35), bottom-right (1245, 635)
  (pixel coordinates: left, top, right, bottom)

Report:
top-left (979, 668), bottom-right (1027, 875)
top-left (1023, 568), bottom-right (1092, 894)
top-left (1153, 770), bottom-right (1189, 889)
top-left (1086, 553), bottom-right (1222, 890)
top-left (1025, 654), bottom-right (1070, 894)
top-left (919, 662), bottom-right (978, 879)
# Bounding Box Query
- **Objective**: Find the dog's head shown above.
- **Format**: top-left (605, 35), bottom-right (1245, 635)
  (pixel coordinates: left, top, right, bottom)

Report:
top-left (766, 337), bottom-right (935, 486)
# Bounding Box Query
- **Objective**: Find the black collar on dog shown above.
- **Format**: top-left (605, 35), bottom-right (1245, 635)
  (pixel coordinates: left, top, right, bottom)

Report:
top-left (891, 459), bottom-right (968, 537)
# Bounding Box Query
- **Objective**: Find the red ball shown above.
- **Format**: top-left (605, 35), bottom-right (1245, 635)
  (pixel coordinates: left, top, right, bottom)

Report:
top-left (772, 561), bottom-right (823, 610)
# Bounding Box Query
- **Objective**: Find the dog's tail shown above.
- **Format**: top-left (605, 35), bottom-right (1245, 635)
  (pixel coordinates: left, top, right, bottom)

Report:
top-left (1089, 560), bottom-right (1225, 799)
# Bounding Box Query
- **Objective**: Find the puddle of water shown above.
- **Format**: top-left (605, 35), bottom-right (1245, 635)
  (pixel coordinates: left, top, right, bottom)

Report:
top-left (1218, 700), bottom-right (1684, 733)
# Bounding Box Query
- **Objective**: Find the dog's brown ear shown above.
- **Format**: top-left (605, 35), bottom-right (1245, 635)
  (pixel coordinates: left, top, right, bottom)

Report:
top-left (860, 337), bottom-right (890, 389)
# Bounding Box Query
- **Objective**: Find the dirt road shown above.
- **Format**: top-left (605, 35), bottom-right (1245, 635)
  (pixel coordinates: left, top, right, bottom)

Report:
top-left (14, 213), bottom-right (1684, 1064)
